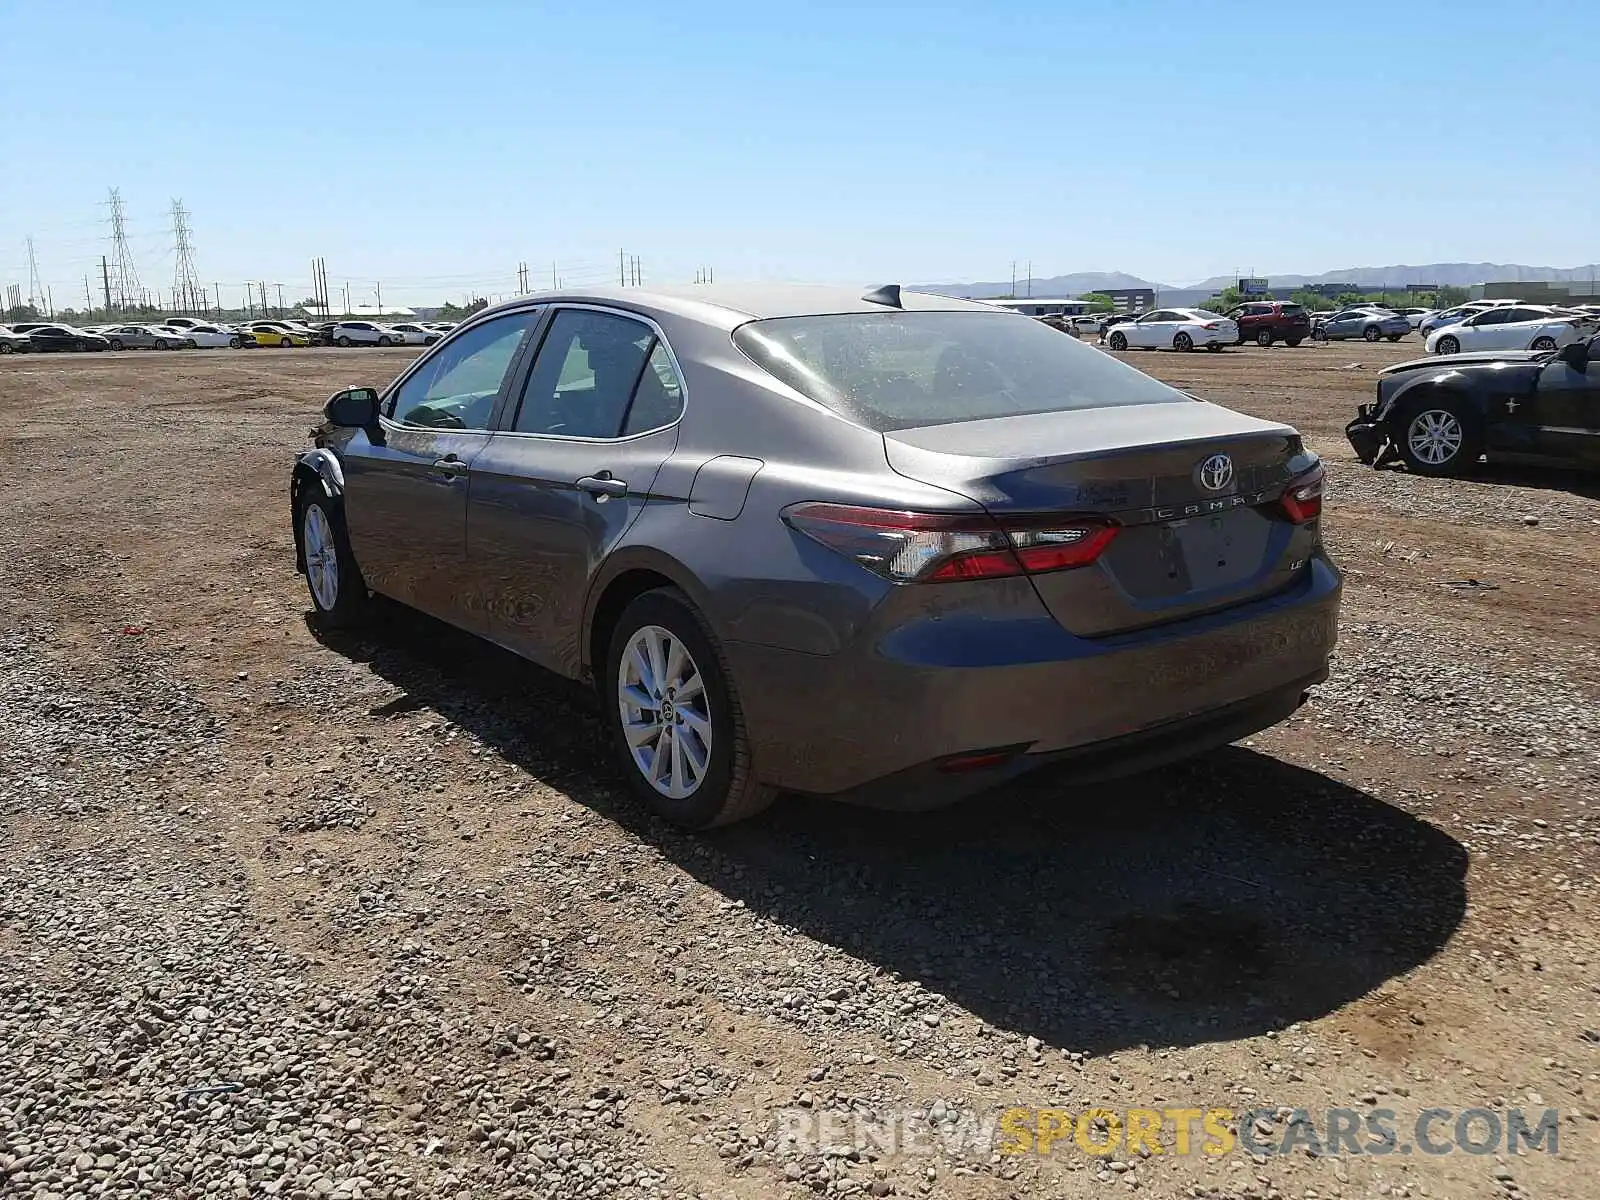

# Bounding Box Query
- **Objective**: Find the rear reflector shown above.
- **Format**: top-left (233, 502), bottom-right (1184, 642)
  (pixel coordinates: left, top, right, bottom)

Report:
top-left (1279, 463), bottom-right (1325, 524)
top-left (781, 503), bottom-right (1118, 583)
top-left (936, 748), bottom-right (1021, 774)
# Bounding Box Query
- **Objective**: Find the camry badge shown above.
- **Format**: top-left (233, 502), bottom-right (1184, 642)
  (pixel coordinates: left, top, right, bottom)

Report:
top-left (1197, 453), bottom-right (1234, 492)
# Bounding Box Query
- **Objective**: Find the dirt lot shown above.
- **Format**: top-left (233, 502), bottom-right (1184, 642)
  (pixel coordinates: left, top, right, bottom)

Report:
top-left (1, 342), bottom-right (1596, 1200)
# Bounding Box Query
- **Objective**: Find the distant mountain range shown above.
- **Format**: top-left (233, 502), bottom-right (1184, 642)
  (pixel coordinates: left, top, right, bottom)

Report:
top-left (916, 263), bottom-right (1600, 300)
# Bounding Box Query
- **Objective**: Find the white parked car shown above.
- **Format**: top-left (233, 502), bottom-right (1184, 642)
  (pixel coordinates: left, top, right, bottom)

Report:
top-left (1425, 305), bottom-right (1598, 355)
top-left (161, 316), bottom-right (208, 331)
top-left (181, 323), bottom-right (249, 349)
top-left (330, 321), bottom-right (400, 347)
top-left (1104, 307), bottom-right (1238, 352)
top-left (387, 322), bottom-right (443, 346)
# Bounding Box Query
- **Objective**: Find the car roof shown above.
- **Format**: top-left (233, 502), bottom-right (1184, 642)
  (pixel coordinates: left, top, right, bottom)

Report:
top-left (474, 282), bottom-right (996, 330)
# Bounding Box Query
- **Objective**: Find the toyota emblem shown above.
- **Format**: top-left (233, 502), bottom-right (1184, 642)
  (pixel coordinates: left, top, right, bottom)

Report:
top-left (1197, 453), bottom-right (1234, 492)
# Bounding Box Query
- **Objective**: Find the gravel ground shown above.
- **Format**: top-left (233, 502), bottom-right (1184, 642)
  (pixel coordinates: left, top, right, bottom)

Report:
top-left (1, 347), bottom-right (1597, 1199)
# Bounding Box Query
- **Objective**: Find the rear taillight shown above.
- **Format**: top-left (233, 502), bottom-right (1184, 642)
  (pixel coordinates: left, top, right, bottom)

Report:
top-left (1278, 464), bottom-right (1324, 524)
top-left (781, 503), bottom-right (1118, 583)
top-left (1203, 322), bottom-right (1220, 330)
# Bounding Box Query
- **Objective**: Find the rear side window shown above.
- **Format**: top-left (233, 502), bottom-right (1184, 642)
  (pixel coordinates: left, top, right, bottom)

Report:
top-left (1281, 304), bottom-right (1305, 316)
top-left (732, 311), bottom-right (1182, 433)
top-left (513, 309), bottom-right (682, 438)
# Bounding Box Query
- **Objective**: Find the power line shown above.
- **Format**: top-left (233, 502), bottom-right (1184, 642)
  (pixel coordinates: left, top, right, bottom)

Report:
top-left (171, 199), bottom-right (203, 314)
top-left (107, 188), bottom-right (142, 310)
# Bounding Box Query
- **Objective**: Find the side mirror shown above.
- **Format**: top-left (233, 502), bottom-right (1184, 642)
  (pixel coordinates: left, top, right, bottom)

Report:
top-left (324, 386), bottom-right (380, 427)
top-left (1556, 341), bottom-right (1588, 371)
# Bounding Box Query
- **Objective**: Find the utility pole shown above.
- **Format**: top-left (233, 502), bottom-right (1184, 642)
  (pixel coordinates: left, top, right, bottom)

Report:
top-left (258, 280), bottom-right (268, 318)
top-left (631, 256), bottom-right (641, 286)
top-left (619, 248), bottom-right (627, 287)
top-left (375, 281), bottom-right (382, 315)
top-left (552, 261), bottom-right (558, 290)
top-left (1026, 260), bottom-right (1032, 298)
top-left (212, 282), bottom-right (221, 319)
top-left (84, 276), bottom-right (94, 316)
top-left (342, 282), bottom-right (350, 316)
top-left (1010, 260), bottom-right (1016, 299)
top-left (26, 237), bottom-right (44, 310)
top-left (102, 257), bottom-right (113, 315)
top-left (276, 282), bottom-right (285, 315)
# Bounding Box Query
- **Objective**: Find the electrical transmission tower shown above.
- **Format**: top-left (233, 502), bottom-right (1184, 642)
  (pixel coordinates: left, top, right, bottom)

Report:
top-left (106, 187), bottom-right (142, 310)
top-left (26, 237), bottom-right (45, 309)
top-left (170, 199), bottom-right (203, 314)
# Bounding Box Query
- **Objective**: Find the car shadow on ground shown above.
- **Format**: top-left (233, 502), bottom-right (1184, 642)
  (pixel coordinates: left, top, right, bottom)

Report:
top-left (1373, 458), bottom-right (1600, 501)
top-left (312, 602), bottom-right (1468, 1056)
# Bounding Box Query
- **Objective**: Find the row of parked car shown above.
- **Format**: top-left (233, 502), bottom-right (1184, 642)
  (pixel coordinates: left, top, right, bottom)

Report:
top-left (1041, 296), bottom-right (1600, 355)
top-left (0, 316), bottom-right (460, 354)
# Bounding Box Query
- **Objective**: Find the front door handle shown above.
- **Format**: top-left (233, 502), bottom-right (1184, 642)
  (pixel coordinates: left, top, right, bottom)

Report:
top-left (576, 474), bottom-right (628, 498)
top-left (431, 456), bottom-right (467, 480)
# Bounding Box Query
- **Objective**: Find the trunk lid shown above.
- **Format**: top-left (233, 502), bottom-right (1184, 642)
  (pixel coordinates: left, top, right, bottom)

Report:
top-left (884, 400), bottom-right (1317, 636)
top-left (1381, 349), bottom-right (1545, 375)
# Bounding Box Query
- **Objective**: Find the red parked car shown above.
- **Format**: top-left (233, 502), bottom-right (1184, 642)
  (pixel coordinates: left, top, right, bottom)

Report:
top-left (1224, 301), bottom-right (1312, 348)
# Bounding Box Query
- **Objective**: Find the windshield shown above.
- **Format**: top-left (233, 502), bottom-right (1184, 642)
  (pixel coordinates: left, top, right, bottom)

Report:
top-left (732, 311), bottom-right (1184, 432)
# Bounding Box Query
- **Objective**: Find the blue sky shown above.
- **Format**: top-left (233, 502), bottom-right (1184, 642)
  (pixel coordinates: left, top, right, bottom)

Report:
top-left (2, 0), bottom-right (1595, 308)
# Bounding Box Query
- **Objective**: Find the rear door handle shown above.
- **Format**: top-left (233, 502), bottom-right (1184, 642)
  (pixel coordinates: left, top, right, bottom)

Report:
top-left (576, 474), bottom-right (628, 498)
top-left (431, 456), bottom-right (467, 480)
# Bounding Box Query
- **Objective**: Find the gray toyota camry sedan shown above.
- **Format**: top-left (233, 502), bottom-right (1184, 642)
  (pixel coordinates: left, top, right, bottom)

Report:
top-left (291, 283), bottom-right (1340, 828)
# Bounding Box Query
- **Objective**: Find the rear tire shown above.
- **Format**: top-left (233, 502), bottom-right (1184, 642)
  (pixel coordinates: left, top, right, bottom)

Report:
top-left (336, 335), bottom-right (351, 347)
top-left (1396, 395), bottom-right (1481, 478)
top-left (228, 336), bottom-right (242, 349)
top-left (1173, 332), bottom-right (1193, 352)
top-left (1364, 325), bottom-right (1382, 342)
top-left (1531, 336), bottom-right (1557, 351)
top-left (603, 588), bottom-right (775, 829)
top-left (155, 338), bottom-right (168, 350)
top-left (377, 335), bottom-right (392, 347)
top-left (300, 486), bottom-right (369, 629)
top-left (0, 342), bottom-right (12, 355)
top-left (1205, 342), bottom-right (1222, 352)
top-left (1108, 331), bottom-right (1127, 351)
top-left (1256, 328), bottom-right (1274, 347)
top-left (73, 339), bottom-right (86, 352)
top-left (109, 339), bottom-right (124, 351)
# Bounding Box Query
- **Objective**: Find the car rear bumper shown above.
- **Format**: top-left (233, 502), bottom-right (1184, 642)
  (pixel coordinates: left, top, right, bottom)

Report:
top-left (726, 556), bottom-right (1342, 802)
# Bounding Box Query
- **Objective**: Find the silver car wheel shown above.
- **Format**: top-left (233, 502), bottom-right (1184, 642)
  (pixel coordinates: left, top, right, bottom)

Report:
top-left (618, 624), bottom-right (711, 801)
top-left (1407, 409), bottom-right (1464, 466)
top-left (302, 504), bottom-right (340, 611)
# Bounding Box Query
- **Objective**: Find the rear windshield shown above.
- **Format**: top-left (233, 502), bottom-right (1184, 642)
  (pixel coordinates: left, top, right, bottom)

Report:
top-left (1281, 304), bottom-right (1306, 315)
top-left (731, 311), bottom-right (1183, 432)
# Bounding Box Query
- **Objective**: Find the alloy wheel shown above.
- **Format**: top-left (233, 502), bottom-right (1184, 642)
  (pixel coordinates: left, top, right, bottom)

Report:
top-left (302, 504), bottom-right (340, 611)
top-left (617, 624), bottom-right (712, 801)
top-left (1407, 409), bottom-right (1464, 466)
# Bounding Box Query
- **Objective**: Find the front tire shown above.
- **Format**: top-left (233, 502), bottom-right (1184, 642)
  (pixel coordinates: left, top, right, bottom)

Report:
top-left (1397, 396), bottom-right (1481, 478)
top-left (74, 339), bottom-right (87, 352)
top-left (109, 339), bottom-right (124, 351)
top-left (603, 588), bottom-right (774, 829)
top-left (228, 336), bottom-right (241, 349)
top-left (1173, 332), bottom-right (1193, 352)
top-left (300, 488), bottom-right (368, 629)
top-left (1256, 329), bottom-right (1274, 348)
top-left (377, 336), bottom-right (392, 347)
top-left (336, 336), bottom-right (351, 347)
top-left (1435, 335), bottom-right (1460, 356)
top-left (155, 338), bottom-right (168, 350)
top-left (1108, 331), bottom-right (1127, 351)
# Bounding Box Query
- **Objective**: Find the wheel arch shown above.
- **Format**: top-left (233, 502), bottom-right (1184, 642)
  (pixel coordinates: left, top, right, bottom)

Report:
top-left (290, 450), bottom-right (346, 572)
top-left (1383, 377), bottom-right (1485, 426)
top-left (583, 549), bottom-right (716, 684)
